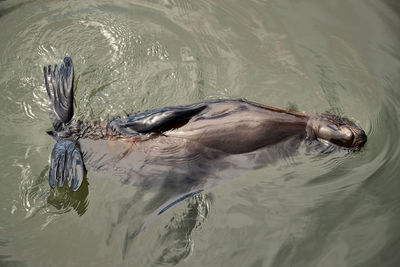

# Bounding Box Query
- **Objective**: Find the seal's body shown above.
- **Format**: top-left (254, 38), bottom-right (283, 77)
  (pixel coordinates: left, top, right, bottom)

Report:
top-left (43, 57), bottom-right (366, 191)
top-left (77, 100), bottom-right (307, 192)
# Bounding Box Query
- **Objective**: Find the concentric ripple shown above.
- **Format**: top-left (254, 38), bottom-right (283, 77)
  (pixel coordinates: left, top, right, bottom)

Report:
top-left (1, 0), bottom-right (400, 266)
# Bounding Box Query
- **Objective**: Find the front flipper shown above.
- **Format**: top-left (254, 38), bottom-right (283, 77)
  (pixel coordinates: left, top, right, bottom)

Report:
top-left (110, 104), bottom-right (207, 135)
top-left (43, 57), bottom-right (74, 131)
top-left (49, 140), bottom-right (85, 191)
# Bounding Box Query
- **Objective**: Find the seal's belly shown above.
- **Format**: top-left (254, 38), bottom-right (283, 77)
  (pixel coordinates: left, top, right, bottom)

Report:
top-left (79, 136), bottom-right (189, 168)
top-left (79, 134), bottom-right (303, 191)
top-left (79, 132), bottom-right (304, 191)
top-left (78, 135), bottom-right (224, 183)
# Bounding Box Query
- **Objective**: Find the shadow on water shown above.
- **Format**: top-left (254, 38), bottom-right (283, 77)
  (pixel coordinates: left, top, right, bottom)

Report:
top-left (154, 193), bottom-right (212, 265)
top-left (122, 192), bottom-right (213, 264)
top-left (46, 177), bottom-right (89, 216)
top-left (23, 164), bottom-right (89, 217)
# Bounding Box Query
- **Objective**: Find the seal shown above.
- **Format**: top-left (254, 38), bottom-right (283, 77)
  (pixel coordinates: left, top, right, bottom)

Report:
top-left (43, 57), bottom-right (367, 191)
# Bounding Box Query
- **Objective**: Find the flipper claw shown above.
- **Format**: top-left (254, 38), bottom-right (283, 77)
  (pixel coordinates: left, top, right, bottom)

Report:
top-left (49, 140), bottom-right (85, 191)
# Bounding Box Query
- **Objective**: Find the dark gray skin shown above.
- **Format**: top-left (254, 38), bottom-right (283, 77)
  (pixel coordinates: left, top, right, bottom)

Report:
top-left (68, 99), bottom-right (366, 234)
top-left (43, 57), bottom-right (367, 236)
top-left (43, 57), bottom-right (367, 196)
top-left (77, 100), bottom-right (309, 188)
top-left (73, 100), bottom-right (367, 194)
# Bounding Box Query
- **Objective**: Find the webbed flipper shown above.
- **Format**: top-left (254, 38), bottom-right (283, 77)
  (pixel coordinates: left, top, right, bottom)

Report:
top-left (43, 57), bottom-right (74, 131)
top-left (49, 140), bottom-right (85, 191)
top-left (110, 104), bottom-right (207, 135)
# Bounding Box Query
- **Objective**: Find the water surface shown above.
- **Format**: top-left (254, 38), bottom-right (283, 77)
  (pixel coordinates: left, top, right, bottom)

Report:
top-left (0, 0), bottom-right (399, 266)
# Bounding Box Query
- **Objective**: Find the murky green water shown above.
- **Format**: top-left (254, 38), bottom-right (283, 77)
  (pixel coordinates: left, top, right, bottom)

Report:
top-left (1, 0), bottom-right (399, 266)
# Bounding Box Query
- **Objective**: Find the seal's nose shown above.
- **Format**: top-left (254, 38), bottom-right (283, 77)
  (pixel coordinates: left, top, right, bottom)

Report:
top-left (354, 130), bottom-right (367, 149)
top-left (360, 131), bottom-right (367, 146)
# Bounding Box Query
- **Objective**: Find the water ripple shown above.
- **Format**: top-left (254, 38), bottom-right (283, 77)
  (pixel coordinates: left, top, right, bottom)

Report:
top-left (1, 0), bottom-right (399, 266)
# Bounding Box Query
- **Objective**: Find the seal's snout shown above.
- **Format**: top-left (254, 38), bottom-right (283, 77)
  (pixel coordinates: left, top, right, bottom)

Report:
top-left (307, 114), bottom-right (367, 150)
top-left (352, 129), bottom-right (367, 149)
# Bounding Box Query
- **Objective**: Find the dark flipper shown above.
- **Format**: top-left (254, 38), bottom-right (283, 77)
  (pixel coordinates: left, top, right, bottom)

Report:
top-left (49, 140), bottom-right (85, 191)
top-left (110, 104), bottom-right (207, 135)
top-left (43, 57), bottom-right (74, 131)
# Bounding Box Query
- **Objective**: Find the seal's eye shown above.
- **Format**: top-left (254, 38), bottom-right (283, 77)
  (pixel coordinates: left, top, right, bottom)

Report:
top-left (327, 124), bottom-right (339, 131)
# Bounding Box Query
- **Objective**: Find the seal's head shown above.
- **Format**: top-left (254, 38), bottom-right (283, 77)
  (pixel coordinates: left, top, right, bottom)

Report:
top-left (306, 114), bottom-right (367, 150)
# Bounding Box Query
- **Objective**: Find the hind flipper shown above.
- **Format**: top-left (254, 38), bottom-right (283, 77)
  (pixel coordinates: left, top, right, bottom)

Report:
top-left (49, 140), bottom-right (85, 191)
top-left (110, 104), bottom-right (207, 135)
top-left (43, 57), bottom-right (74, 131)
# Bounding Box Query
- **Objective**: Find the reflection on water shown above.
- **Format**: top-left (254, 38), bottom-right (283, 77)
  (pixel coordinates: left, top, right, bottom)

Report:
top-left (154, 193), bottom-right (211, 265)
top-left (0, 0), bottom-right (399, 266)
top-left (47, 179), bottom-right (89, 216)
top-left (123, 192), bottom-right (212, 264)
